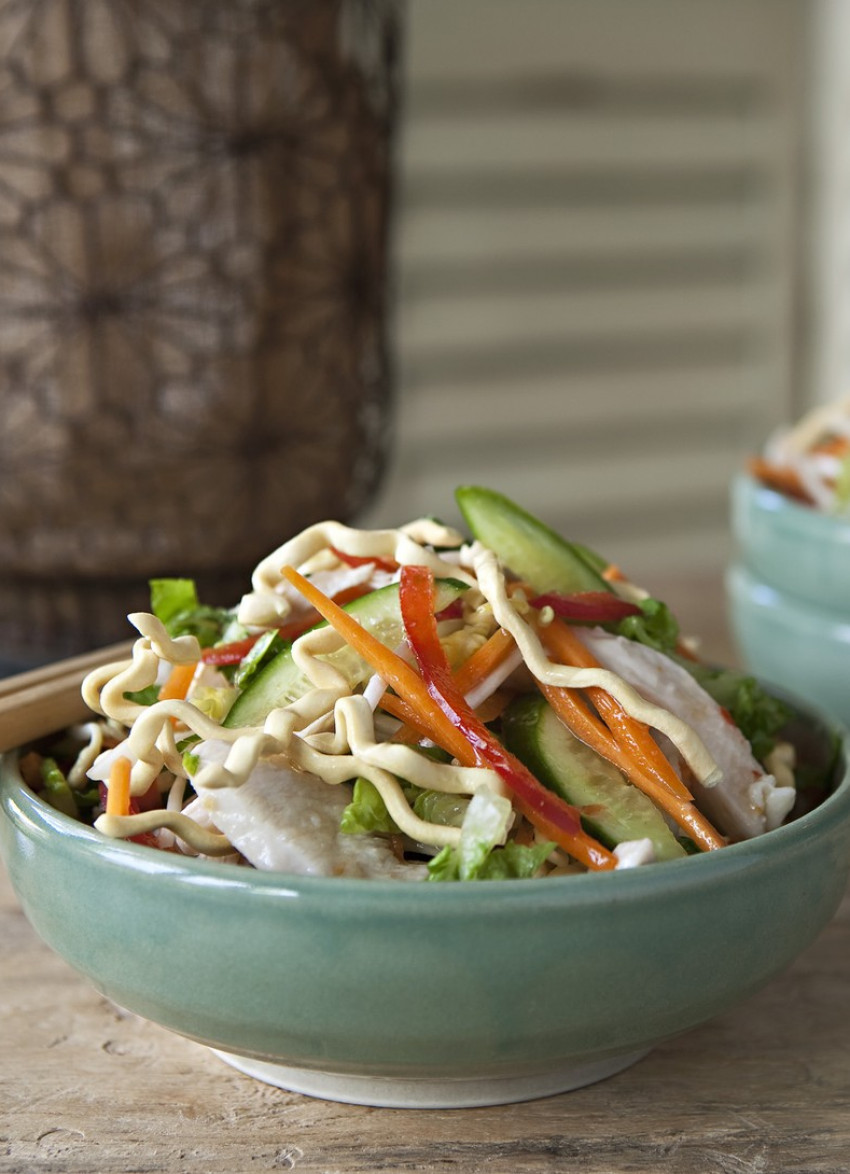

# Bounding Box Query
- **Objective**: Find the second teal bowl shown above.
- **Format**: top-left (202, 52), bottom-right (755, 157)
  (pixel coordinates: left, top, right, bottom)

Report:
top-left (731, 472), bottom-right (850, 610)
top-left (727, 563), bottom-right (850, 727)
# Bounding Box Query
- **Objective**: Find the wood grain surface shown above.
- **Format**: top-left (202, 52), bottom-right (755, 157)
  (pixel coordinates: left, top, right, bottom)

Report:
top-left (2, 859), bottom-right (849, 1174)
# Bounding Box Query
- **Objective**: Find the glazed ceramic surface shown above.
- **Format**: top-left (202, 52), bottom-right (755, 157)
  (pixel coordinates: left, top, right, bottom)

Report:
top-left (727, 564), bottom-right (850, 727)
top-left (729, 472), bottom-right (850, 726)
top-left (731, 473), bottom-right (850, 610)
top-left (2, 716), bottom-right (849, 1108)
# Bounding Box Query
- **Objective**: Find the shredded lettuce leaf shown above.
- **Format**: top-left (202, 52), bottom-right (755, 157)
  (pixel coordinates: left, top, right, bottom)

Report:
top-left (123, 683), bottom-right (160, 706)
top-left (677, 660), bottom-right (791, 762)
top-left (427, 792), bottom-right (516, 881)
top-left (615, 597), bottom-right (679, 654)
top-left (341, 777), bottom-right (472, 836)
top-left (190, 686), bottom-right (238, 722)
top-left (834, 452), bottom-right (850, 512)
top-left (428, 838), bottom-right (555, 882)
top-left (412, 789), bottom-right (468, 828)
top-left (340, 778), bottom-right (399, 835)
top-left (233, 630), bottom-right (285, 689)
top-left (40, 757), bottom-right (77, 818)
top-left (150, 578), bottom-right (198, 627)
top-left (149, 578), bottom-right (231, 648)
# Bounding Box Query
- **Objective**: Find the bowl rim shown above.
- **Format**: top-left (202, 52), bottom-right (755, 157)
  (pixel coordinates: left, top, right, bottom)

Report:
top-left (733, 471), bottom-right (850, 541)
top-left (728, 562), bottom-right (850, 631)
top-left (4, 729), bottom-right (850, 912)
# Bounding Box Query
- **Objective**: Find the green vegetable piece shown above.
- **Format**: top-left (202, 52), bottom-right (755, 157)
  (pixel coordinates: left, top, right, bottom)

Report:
top-left (340, 778), bottom-right (399, 835)
top-left (501, 693), bottom-right (686, 861)
top-left (150, 578), bottom-right (199, 627)
top-left (616, 597), bottom-right (680, 655)
top-left (478, 839), bottom-right (557, 880)
top-left (233, 629), bottom-right (284, 690)
top-left (39, 757), bottom-right (78, 819)
top-left (426, 845), bottom-right (460, 882)
top-left (455, 485), bottom-right (610, 594)
top-left (427, 838), bottom-right (555, 882)
top-left (676, 660), bottom-right (791, 763)
top-left (412, 789), bottom-right (469, 828)
top-left (835, 452), bottom-right (850, 511)
top-left (123, 684), bottom-right (160, 706)
top-left (149, 578), bottom-right (231, 648)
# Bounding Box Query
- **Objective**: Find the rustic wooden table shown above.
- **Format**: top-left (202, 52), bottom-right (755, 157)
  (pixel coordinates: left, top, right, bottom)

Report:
top-left (2, 575), bottom-right (849, 1173)
top-left (2, 863), bottom-right (848, 1174)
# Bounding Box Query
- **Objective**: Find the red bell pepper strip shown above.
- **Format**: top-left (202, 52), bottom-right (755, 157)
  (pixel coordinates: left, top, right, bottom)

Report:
top-left (529, 591), bottom-right (641, 623)
top-left (281, 564), bottom-right (615, 869)
top-left (330, 547), bottom-right (399, 574)
top-left (399, 564), bottom-right (616, 871)
top-left (201, 585), bottom-right (375, 666)
top-left (435, 598), bottom-right (464, 621)
top-left (202, 636), bottom-right (260, 666)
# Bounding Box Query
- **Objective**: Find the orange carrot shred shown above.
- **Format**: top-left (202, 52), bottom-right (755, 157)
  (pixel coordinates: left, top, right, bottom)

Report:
top-left (453, 627), bottom-right (517, 696)
top-left (534, 617), bottom-right (726, 852)
top-left (537, 617), bottom-right (693, 803)
top-left (280, 566), bottom-right (476, 765)
top-left (106, 756), bottom-right (132, 817)
top-left (747, 456), bottom-right (813, 504)
top-left (158, 661), bottom-right (198, 703)
top-left (283, 563), bottom-right (617, 870)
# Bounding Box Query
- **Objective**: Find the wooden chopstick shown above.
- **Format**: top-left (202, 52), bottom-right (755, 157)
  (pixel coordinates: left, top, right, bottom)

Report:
top-left (0, 640), bottom-right (134, 702)
top-left (0, 640), bottom-right (134, 753)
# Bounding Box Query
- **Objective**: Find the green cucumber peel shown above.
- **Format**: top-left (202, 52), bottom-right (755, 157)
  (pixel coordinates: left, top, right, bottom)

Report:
top-left (455, 485), bottom-right (610, 594)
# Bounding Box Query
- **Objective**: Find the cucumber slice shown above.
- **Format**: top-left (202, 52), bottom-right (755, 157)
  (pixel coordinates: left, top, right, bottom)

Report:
top-left (455, 485), bottom-right (610, 594)
top-left (501, 693), bottom-right (685, 861)
top-left (224, 578), bottom-right (469, 729)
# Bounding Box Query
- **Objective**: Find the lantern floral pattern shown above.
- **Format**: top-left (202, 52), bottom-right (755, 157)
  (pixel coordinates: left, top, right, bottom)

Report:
top-left (0, 0), bottom-right (401, 660)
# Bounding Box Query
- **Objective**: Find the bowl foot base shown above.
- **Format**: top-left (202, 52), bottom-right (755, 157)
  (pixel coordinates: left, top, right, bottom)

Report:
top-left (210, 1047), bottom-right (651, 1108)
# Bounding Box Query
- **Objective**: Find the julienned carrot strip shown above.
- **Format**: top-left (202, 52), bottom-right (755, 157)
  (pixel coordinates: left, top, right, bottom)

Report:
top-left (453, 627), bottom-right (517, 696)
top-left (158, 661), bottom-right (198, 703)
top-left (526, 674), bottom-right (697, 836)
top-left (275, 582), bottom-right (374, 643)
top-left (534, 619), bottom-right (726, 852)
top-left (282, 564), bottom-right (616, 870)
top-left (538, 677), bottom-right (724, 852)
top-left (106, 756), bottom-right (132, 817)
top-left (378, 691), bottom-right (439, 743)
top-left (602, 564), bottom-right (625, 583)
top-left (472, 689), bottom-right (512, 724)
top-left (280, 566), bottom-right (477, 766)
top-left (536, 617), bottom-right (693, 803)
top-left (810, 434), bottom-right (850, 457)
top-left (747, 456), bottom-right (812, 504)
top-left (534, 676), bottom-right (623, 764)
top-left (382, 685), bottom-right (511, 739)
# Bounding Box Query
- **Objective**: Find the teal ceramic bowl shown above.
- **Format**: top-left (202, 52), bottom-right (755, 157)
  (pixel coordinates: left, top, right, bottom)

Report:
top-left (731, 472), bottom-right (850, 609)
top-left (2, 704), bottom-right (849, 1109)
top-left (727, 564), bottom-right (850, 727)
top-left (729, 472), bottom-right (850, 726)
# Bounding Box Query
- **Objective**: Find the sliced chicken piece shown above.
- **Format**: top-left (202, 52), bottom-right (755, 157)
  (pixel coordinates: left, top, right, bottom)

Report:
top-left (578, 630), bottom-right (795, 840)
top-left (190, 741), bottom-right (425, 879)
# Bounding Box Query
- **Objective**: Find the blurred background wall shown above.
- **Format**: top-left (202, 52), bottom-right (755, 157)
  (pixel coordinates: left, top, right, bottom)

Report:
top-left (2, 0), bottom-right (843, 667)
top-left (364, 0), bottom-right (822, 609)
